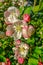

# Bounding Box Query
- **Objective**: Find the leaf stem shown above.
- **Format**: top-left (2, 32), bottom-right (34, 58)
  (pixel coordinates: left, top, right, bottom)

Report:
top-left (39, 0), bottom-right (42, 8)
top-left (34, 0), bottom-right (37, 7)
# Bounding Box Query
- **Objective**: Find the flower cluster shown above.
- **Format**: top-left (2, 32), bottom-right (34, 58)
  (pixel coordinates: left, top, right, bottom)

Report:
top-left (12, 40), bottom-right (29, 64)
top-left (4, 7), bottom-right (35, 40)
top-left (4, 6), bottom-right (35, 64)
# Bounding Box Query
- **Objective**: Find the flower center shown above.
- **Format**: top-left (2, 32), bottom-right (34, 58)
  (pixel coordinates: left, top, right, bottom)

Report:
top-left (19, 47), bottom-right (25, 52)
top-left (16, 25), bottom-right (21, 31)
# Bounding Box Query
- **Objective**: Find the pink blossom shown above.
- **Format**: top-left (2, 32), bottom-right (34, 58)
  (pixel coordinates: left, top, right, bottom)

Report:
top-left (23, 14), bottom-right (30, 22)
top-left (22, 25), bottom-right (29, 39)
top-left (18, 57), bottom-right (24, 64)
top-left (16, 40), bottom-right (21, 45)
top-left (6, 30), bottom-right (13, 36)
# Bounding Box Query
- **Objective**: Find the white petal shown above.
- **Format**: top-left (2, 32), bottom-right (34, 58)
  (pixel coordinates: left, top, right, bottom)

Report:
top-left (8, 6), bottom-right (16, 11)
top-left (14, 55), bottom-right (17, 60)
top-left (16, 63), bottom-right (19, 65)
top-left (12, 47), bottom-right (17, 52)
top-left (7, 14), bottom-right (18, 23)
top-left (23, 44), bottom-right (29, 49)
top-left (8, 6), bottom-right (20, 17)
top-left (17, 31), bottom-right (22, 39)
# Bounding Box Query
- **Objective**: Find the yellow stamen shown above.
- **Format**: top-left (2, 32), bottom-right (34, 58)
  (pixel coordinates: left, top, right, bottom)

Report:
top-left (19, 47), bottom-right (25, 52)
top-left (16, 25), bottom-right (21, 31)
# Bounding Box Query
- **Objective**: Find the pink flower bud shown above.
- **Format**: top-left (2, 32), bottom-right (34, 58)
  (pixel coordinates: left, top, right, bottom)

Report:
top-left (18, 57), bottom-right (24, 64)
top-left (15, 40), bottom-right (21, 48)
top-left (6, 30), bottom-right (13, 36)
top-left (5, 58), bottom-right (11, 65)
top-left (6, 58), bottom-right (10, 62)
top-left (23, 14), bottom-right (30, 22)
top-left (38, 62), bottom-right (43, 65)
top-left (16, 40), bottom-right (21, 45)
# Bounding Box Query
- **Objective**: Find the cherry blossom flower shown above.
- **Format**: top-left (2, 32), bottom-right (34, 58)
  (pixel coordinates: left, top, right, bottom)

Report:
top-left (6, 19), bottom-right (35, 40)
top-left (12, 20), bottom-right (23, 40)
top-left (22, 24), bottom-right (35, 39)
top-left (4, 6), bottom-right (20, 25)
top-left (5, 20), bottom-right (22, 40)
top-left (5, 8), bottom-right (35, 40)
top-left (19, 43), bottom-right (29, 58)
top-left (12, 40), bottom-right (29, 60)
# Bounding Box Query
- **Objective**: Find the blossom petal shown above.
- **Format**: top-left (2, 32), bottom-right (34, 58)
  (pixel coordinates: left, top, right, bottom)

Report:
top-left (22, 25), bottom-right (29, 39)
top-left (4, 11), bottom-right (10, 18)
top-left (6, 30), bottom-right (13, 36)
top-left (28, 25), bottom-right (35, 37)
top-left (18, 57), bottom-right (24, 64)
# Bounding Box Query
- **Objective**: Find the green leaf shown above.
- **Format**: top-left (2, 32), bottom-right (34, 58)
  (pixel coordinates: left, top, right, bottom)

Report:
top-left (0, 55), bottom-right (6, 62)
top-left (28, 58), bottom-right (38, 65)
top-left (39, 2), bottom-right (43, 10)
top-left (32, 53), bottom-right (39, 59)
top-left (19, 6), bottom-right (24, 14)
top-left (24, 6), bottom-right (32, 14)
top-left (0, 22), bottom-right (2, 29)
top-left (0, 2), bottom-right (3, 6)
top-left (41, 54), bottom-right (43, 62)
top-left (32, 5), bottom-right (39, 13)
top-left (26, 37), bottom-right (35, 45)
top-left (34, 47), bottom-right (42, 55)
